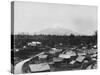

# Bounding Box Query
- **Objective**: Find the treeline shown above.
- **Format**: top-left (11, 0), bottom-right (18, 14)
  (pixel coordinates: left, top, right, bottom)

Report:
top-left (12, 32), bottom-right (97, 48)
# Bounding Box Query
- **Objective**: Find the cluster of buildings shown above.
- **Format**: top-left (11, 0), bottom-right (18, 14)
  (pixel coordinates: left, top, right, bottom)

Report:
top-left (22, 43), bottom-right (97, 73)
top-left (14, 41), bottom-right (97, 73)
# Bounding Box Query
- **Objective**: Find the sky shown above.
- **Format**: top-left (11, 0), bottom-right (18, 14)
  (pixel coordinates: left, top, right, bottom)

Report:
top-left (13, 1), bottom-right (97, 35)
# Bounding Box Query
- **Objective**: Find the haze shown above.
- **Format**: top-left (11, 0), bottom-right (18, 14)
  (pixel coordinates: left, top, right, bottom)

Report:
top-left (13, 1), bottom-right (97, 35)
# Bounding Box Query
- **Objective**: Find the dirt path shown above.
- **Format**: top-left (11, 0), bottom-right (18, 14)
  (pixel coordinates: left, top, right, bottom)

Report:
top-left (14, 52), bottom-right (44, 74)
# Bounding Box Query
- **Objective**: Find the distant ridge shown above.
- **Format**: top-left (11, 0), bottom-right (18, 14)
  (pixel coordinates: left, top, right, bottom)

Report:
top-left (34, 27), bottom-right (81, 35)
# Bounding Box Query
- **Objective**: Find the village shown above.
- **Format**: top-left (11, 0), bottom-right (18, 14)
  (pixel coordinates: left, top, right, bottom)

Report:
top-left (13, 40), bottom-right (97, 74)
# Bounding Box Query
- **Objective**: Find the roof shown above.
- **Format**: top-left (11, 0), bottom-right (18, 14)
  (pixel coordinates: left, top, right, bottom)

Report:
top-left (53, 57), bottom-right (63, 62)
top-left (69, 60), bottom-right (76, 64)
top-left (91, 54), bottom-right (97, 58)
top-left (76, 56), bottom-right (85, 62)
top-left (65, 51), bottom-right (76, 56)
top-left (78, 52), bottom-right (86, 56)
top-left (29, 63), bottom-right (50, 72)
top-left (86, 49), bottom-right (97, 54)
top-left (91, 58), bottom-right (96, 61)
top-left (59, 54), bottom-right (71, 59)
top-left (38, 55), bottom-right (48, 59)
top-left (51, 48), bottom-right (57, 51)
